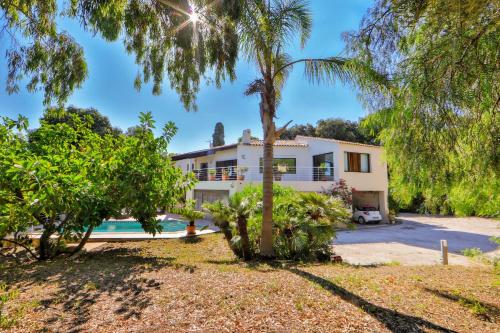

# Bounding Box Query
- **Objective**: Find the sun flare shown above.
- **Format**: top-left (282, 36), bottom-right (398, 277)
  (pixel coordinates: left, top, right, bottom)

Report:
top-left (189, 11), bottom-right (199, 23)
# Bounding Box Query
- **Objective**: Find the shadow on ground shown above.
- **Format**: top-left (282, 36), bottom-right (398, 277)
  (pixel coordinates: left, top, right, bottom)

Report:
top-left (1, 246), bottom-right (180, 333)
top-left (287, 267), bottom-right (457, 333)
top-left (424, 288), bottom-right (499, 323)
top-left (336, 219), bottom-right (498, 254)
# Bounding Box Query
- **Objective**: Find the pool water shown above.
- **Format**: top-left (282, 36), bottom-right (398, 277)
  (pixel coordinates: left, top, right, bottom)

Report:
top-left (94, 219), bottom-right (187, 233)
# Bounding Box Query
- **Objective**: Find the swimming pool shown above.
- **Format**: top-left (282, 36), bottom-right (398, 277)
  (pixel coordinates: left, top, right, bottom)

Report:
top-left (94, 219), bottom-right (187, 233)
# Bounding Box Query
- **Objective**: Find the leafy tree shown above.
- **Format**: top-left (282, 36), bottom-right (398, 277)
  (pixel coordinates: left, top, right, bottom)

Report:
top-left (279, 123), bottom-right (315, 140)
top-left (40, 106), bottom-right (122, 136)
top-left (212, 122), bottom-right (225, 147)
top-left (280, 118), bottom-right (376, 144)
top-left (1, 0), bottom-right (240, 109)
top-left (346, 0), bottom-right (499, 216)
top-left (2, 1), bottom-right (383, 257)
top-left (0, 112), bottom-right (194, 260)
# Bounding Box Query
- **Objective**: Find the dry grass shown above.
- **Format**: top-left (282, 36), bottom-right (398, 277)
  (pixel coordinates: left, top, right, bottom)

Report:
top-left (0, 234), bottom-right (498, 332)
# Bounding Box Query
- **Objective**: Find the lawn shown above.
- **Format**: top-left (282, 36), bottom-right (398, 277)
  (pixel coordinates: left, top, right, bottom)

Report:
top-left (1, 234), bottom-right (498, 332)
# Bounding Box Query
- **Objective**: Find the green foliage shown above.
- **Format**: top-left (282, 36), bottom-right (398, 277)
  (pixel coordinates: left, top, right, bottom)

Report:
top-left (461, 248), bottom-right (483, 258)
top-left (212, 122), bottom-right (225, 147)
top-left (175, 199), bottom-right (204, 224)
top-left (348, 0), bottom-right (499, 217)
top-left (1, 1), bottom-right (241, 109)
top-left (280, 118), bottom-right (376, 144)
top-left (204, 184), bottom-right (351, 261)
top-left (41, 106), bottom-right (122, 136)
top-left (0, 111), bottom-right (193, 259)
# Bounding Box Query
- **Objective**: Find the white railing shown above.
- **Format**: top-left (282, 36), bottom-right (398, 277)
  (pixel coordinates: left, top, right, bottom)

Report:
top-left (190, 166), bottom-right (334, 182)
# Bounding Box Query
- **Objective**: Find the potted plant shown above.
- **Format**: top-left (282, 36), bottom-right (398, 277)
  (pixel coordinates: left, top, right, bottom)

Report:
top-left (237, 166), bottom-right (248, 180)
top-left (221, 167), bottom-right (230, 180)
top-left (176, 200), bottom-right (205, 236)
top-left (274, 164), bottom-right (288, 181)
top-left (208, 169), bottom-right (216, 181)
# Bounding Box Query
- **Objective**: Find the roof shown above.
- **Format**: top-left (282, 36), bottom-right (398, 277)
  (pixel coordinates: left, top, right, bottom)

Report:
top-left (247, 140), bottom-right (308, 147)
top-left (295, 136), bottom-right (381, 148)
top-left (171, 143), bottom-right (238, 161)
top-left (171, 136), bottom-right (379, 161)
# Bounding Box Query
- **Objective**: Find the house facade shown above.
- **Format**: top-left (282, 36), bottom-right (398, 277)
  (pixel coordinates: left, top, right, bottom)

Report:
top-left (172, 130), bottom-right (389, 221)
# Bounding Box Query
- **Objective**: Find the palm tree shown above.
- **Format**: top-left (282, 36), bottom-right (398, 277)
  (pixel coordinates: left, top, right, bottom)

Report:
top-left (238, 0), bottom-right (383, 257)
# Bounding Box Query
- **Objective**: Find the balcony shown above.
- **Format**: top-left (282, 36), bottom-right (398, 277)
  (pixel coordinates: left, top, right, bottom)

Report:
top-left (191, 166), bottom-right (334, 182)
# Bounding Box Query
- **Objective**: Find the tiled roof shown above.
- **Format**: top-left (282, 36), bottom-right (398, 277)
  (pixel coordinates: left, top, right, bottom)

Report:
top-left (295, 136), bottom-right (381, 148)
top-left (247, 140), bottom-right (308, 147)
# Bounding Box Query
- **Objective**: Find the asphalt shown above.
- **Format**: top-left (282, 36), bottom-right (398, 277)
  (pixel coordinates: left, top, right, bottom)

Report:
top-left (334, 213), bottom-right (500, 266)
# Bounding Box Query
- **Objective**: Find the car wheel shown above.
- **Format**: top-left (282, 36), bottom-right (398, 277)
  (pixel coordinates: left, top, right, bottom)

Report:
top-left (358, 216), bottom-right (366, 224)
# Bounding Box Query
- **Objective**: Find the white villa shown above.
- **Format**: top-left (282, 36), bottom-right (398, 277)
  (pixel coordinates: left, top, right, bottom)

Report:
top-left (173, 130), bottom-right (389, 221)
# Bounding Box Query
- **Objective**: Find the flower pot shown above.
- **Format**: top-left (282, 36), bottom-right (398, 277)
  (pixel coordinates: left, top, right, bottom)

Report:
top-left (222, 175), bottom-right (229, 181)
top-left (186, 225), bottom-right (196, 235)
top-left (208, 175), bottom-right (216, 181)
top-left (274, 174), bottom-right (282, 181)
top-left (237, 175), bottom-right (245, 181)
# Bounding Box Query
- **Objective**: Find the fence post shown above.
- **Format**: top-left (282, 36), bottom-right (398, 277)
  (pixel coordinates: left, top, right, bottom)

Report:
top-left (440, 240), bottom-right (448, 265)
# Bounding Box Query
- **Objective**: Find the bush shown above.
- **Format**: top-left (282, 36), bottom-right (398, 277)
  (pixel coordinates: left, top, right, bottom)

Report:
top-left (204, 184), bottom-right (351, 261)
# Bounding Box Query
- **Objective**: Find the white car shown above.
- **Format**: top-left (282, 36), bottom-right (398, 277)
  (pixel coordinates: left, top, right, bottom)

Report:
top-left (353, 206), bottom-right (382, 224)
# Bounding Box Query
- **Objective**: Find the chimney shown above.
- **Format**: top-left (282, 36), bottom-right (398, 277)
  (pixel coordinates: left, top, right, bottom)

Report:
top-left (241, 129), bottom-right (251, 144)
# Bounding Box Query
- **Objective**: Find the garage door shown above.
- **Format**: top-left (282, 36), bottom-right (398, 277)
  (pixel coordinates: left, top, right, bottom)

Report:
top-left (193, 190), bottom-right (230, 209)
top-left (352, 191), bottom-right (380, 210)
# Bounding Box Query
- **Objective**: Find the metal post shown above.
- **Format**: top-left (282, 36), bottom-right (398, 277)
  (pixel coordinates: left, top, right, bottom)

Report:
top-left (440, 240), bottom-right (448, 265)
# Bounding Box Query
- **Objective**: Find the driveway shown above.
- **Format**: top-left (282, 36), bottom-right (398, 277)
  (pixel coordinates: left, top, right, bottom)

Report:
top-left (334, 213), bottom-right (500, 266)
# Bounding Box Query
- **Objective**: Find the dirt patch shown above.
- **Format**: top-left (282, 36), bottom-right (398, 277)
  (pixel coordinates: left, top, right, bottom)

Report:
top-left (1, 234), bottom-right (498, 332)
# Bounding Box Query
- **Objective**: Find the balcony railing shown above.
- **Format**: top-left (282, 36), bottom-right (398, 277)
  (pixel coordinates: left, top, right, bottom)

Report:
top-left (190, 166), bottom-right (334, 182)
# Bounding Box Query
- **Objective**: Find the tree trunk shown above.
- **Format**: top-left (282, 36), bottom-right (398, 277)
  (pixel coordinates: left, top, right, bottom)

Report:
top-left (69, 225), bottom-right (94, 257)
top-left (259, 93), bottom-right (276, 257)
top-left (38, 228), bottom-right (53, 260)
top-left (236, 215), bottom-right (251, 261)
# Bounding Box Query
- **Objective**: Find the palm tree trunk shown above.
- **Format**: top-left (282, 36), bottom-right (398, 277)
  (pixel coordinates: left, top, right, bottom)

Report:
top-left (260, 105), bottom-right (275, 257)
top-left (236, 215), bottom-right (251, 261)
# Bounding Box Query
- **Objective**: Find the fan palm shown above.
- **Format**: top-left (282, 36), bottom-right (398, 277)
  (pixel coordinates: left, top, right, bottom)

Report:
top-left (238, 0), bottom-right (384, 257)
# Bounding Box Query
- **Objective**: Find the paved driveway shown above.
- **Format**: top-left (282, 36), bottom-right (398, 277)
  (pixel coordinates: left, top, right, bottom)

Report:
top-left (334, 213), bottom-right (500, 266)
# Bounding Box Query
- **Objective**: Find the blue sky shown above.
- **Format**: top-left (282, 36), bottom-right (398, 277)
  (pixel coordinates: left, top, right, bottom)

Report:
top-left (0, 1), bottom-right (371, 153)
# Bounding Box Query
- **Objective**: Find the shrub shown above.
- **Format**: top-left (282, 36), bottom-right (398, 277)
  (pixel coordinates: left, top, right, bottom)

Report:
top-left (204, 184), bottom-right (351, 261)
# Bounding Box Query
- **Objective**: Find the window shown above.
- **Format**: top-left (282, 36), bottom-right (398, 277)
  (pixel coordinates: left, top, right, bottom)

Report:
top-left (313, 153), bottom-right (334, 181)
top-left (216, 159), bottom-right (238, 180)
top-left (259, 158), bottom-right (296, 174)
top-left (344, 152), bottom-right (370, 173)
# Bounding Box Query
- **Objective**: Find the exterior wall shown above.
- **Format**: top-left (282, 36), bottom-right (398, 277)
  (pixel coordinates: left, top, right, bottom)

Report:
top-left (337, 142), bottom-right (389, 221)
top-left (174, 137), bottom-right (389, 221)
top-left (236, 145), bottom-right (310, 181)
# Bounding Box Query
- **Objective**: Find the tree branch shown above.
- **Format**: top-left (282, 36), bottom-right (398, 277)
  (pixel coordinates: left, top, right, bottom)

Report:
top-left (0, 238), bottom-right (40, 260)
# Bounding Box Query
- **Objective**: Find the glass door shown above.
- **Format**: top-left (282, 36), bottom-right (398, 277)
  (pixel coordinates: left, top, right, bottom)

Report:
top-left (313, 153), bottom-right (334, 181)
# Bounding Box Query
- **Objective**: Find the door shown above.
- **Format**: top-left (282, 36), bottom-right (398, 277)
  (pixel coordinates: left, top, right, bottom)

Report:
top-left (313, 153), bottom-right (334, 181)
top-left (199, 162), bottom-right (208, 181)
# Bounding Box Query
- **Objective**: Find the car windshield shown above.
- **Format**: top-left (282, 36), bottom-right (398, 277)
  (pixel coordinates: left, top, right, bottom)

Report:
top-left (361, 207), bottom-right (378, 211)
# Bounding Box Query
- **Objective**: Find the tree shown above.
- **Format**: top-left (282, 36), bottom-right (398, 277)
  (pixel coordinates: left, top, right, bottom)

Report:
top-left (212, 122), bottom-right (225, 146)
top-left (0, 112), bottom-right (194, 260)
top-left (279, 123), bottom-right (315, 140)
top-left (2, 1), bottom-right (383, 257)
top-left (346, 0), bottom-right (499, 216)
top-left (1, 0), bottom-right (240, 109)
top-left (238, 1), bottom-right (384, 256)
top-left (40, 106), bottom-right (122, 136)
top-left (280, 118), bottom-right (376, 144)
